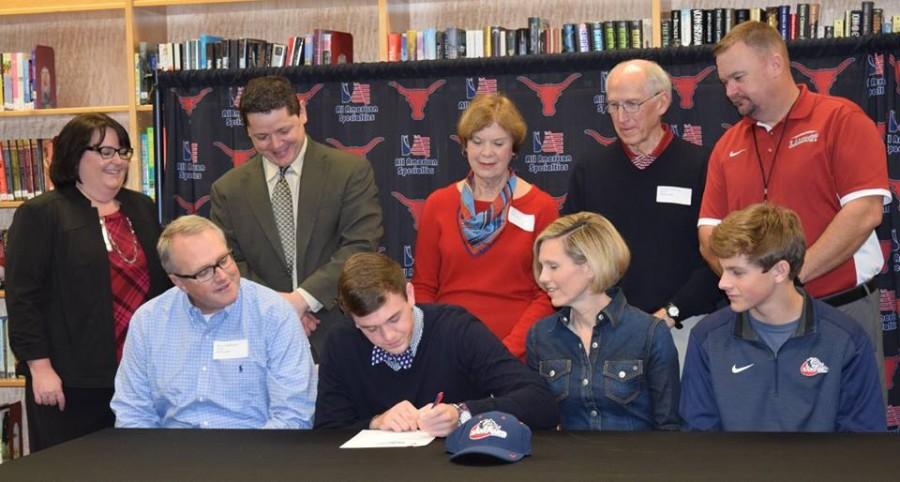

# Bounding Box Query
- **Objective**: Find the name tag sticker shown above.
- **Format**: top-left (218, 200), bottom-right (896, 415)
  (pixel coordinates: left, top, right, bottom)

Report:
top-left (213, 339), bottom-right (249, 360)
top-left (508, 206), bottom-right (535, 232)
top-left (656, 186), bottom-right (692, 206)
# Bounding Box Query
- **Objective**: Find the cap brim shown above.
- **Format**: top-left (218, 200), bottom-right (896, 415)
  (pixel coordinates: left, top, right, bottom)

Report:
top-left (449, 445), bottom-right (527, 463)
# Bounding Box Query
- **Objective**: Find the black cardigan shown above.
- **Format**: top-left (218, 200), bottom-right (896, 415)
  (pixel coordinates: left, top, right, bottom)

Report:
top-left (6, 185), bottom-right (170, 388)
top-left (314, 304), bottom-right (560, 431)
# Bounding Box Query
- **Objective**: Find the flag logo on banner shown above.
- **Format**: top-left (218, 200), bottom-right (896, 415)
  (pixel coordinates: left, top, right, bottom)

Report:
top-left (869, 54), bottom-right (885, 76)
top-left (223, 87), bottom-right (244, 127)
top-left (341, 82), bottom-right (371, 104)
top-left (888, 111), bottom-right (900, 157)
top-left (791, 58), bottom-right (855, 95)
top-left (867, 54), bottom-right (886, 97)
top-left (466, 77), bottom-right (498, 99)
top-left (593, 71), bottom-right (610, 114)
top-left (229, 86), bottom-right (244, 108)
top-left (681, 125), bottom-right (703, 147)
top-left (402, 245), bottom-right (415, 278)
top-left (401, 135), bottom-right (432, 157)
top-left (182, 140), bottom-right (199, 163)
top-left (533, 131), bottom-right (564, 154)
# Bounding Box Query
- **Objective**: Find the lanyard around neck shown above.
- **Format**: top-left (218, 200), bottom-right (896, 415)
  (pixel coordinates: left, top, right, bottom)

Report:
top-left (750, 97), bottom-right (798, 201)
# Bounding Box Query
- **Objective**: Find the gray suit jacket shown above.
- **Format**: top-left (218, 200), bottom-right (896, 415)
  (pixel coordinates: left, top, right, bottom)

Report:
top-left (210, 139), bottom-right (383, 353)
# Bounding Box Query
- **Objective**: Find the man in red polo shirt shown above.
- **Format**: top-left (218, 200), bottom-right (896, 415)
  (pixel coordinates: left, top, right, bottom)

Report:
top-left (698, 21), bottom-right (890, 397)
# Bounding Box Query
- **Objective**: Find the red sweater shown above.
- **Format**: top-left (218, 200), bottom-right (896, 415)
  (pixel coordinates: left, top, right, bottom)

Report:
top-left (412, 183), bottom-right (558, 357)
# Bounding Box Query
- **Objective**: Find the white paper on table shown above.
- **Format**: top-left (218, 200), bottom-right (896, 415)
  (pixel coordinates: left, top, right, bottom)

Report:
top-left (339, 429), bottom-right (436, 449)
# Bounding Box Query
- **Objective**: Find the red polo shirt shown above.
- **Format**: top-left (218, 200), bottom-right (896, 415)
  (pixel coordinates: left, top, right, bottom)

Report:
top-left (699, 84), bottom-right (889, 297)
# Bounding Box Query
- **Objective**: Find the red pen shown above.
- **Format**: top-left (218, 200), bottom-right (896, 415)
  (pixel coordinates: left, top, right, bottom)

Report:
top-left (433, 391), bottom-right (444, 407)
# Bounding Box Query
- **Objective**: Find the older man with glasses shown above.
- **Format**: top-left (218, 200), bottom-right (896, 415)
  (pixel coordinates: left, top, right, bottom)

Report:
top-left (563, 59), bottom-right (721, 360)
top-left (110, 215), bottom-right (317, 429)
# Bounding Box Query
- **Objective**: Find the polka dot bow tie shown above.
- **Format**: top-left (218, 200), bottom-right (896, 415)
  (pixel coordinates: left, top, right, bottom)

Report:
top-left (371, 346), bottom-right (414, 370)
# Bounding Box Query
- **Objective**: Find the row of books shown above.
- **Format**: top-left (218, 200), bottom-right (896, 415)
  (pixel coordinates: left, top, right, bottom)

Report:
top-left (139, 126), bottom-right (157, 200)
top-left (661, 2), bottom-right (899, 47)
top-left (387, 17), bottom-right (648, 61)
top-left (0, 139), bottom-right (54, 201)
top-left (0, 46), bottom-right (56, 112)
top-left (135, 31), bottom-right (353, 103)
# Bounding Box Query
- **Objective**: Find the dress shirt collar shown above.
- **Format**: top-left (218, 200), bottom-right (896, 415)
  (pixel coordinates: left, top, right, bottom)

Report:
top-left (262, 136), bottom-right (308, 184)
top-left (180, 279), bottom-right (244, 327)
top-left (554, 287), bottom-right (628, 334)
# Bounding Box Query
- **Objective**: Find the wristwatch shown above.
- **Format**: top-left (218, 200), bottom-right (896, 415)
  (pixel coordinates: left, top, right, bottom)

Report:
top-left (452, 403), bottom-right (472, 426)
top-left (665, 303), bottom-right (684, 329)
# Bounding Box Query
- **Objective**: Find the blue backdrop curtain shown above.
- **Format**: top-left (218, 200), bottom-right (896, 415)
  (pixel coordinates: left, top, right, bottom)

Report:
top-left (155, 35), bottom-right (900, 425)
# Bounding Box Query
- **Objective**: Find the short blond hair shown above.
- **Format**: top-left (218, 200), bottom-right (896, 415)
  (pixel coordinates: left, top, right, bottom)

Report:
top-left (157, 215), bottom-right (226, 273)
top-left (533, 212), bottom-right (630, 293)
top-left (713, 20), bottom-right (789, 62)
top-left (457, 92), bottom-right (527, 154)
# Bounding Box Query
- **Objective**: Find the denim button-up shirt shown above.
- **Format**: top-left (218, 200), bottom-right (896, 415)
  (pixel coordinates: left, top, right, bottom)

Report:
top-left (526, 288), bottom-right (681, 431)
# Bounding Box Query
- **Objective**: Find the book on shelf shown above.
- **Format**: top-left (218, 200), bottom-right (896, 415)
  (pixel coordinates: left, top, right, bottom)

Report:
top-left (139, 126), bottom-right (156, 200)
top-left (31, 46), bottom-right (56, 109)
top-left (0, 228), bottom-right (6, 290)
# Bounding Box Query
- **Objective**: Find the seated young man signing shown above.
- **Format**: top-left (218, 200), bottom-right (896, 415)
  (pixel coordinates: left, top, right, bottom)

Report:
top-left (680, 203), bottom-right (885, 432)
top-left (314, 252), bottom-right (559, 436)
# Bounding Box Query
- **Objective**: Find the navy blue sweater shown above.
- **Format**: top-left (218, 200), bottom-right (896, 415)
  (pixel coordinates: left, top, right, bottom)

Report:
top-left (314, 304), bottom-right (559, 430)
top-left (680, 291), bottom-right (885, 432)
top-left (563, 137), bottom-right (721, 316)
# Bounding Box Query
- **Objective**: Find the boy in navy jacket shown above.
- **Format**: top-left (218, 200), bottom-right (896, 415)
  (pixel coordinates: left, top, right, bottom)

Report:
top-left (680, 203), bottom-right (885, 431)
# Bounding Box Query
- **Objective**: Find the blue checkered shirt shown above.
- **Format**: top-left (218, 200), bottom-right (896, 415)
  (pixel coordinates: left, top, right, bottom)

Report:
top-left (111, 279), bottom-right (317, 429)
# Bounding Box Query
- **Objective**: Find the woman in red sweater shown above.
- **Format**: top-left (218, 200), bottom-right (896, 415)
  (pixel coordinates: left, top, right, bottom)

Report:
top-left (412, 93), bottom-right (558, 357)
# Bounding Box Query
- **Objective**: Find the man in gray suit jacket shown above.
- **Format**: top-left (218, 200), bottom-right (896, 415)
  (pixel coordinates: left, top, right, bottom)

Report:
top-left (210, 75), bottom-right (383, 356)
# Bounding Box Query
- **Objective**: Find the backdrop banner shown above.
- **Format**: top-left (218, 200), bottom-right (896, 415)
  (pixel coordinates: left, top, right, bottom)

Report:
top-left (157, 35), bottom-right (900, 425)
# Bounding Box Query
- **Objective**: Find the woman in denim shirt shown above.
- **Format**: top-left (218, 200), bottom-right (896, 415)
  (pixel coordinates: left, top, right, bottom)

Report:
top-left (526, 212), bottom-right (681, 431)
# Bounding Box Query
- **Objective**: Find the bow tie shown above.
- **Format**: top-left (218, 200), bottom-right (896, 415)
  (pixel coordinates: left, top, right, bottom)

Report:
top-left (371, 346), bottom-right (414, 370)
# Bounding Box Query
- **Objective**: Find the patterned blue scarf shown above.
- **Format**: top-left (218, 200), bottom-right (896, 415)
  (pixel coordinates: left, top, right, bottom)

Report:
top-left (458, 171), bottom-right (517, 256)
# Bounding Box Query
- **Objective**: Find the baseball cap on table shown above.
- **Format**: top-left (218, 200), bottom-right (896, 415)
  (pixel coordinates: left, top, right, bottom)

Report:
top-left (446, 411), bottom-right (532, 463)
